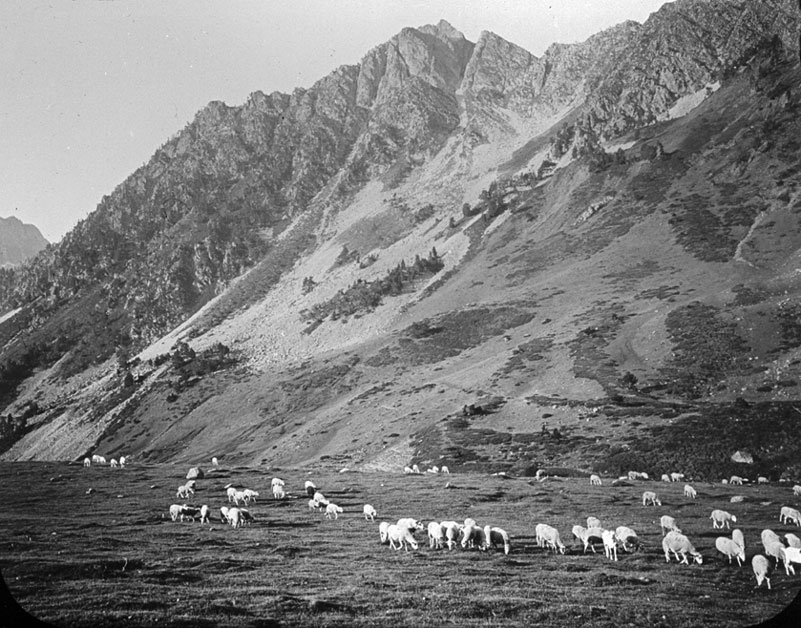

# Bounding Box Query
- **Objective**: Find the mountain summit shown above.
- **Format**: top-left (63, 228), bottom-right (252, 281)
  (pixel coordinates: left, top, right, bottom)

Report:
top-left (1, 1), bottom-right (801, 481)
top-left (0, 216), bottom-right (48, 268)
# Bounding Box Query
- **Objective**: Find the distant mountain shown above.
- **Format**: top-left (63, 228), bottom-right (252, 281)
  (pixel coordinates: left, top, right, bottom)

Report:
top-left (0, 216), bottom-right (48, 268)
top-left (1, 0), bottom-right (801, 480)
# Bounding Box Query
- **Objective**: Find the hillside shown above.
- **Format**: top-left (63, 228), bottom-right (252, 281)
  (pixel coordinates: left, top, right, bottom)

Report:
top-left (0, 216), bottom-right (48, 268)
top-left (1, 1), bottom-right (801, 482)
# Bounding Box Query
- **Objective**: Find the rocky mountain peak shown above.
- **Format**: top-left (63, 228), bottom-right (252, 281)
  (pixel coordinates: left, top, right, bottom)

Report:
top-left (0, 217), bottom-right (48, 268)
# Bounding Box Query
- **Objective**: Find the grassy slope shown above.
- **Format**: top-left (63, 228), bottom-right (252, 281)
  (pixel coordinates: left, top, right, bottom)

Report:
top-left (1, 461), bottom-right (799, 627)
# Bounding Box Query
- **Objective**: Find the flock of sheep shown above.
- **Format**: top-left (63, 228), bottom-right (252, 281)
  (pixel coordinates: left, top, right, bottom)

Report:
top-left (83, 453), bottom-right (801, 592)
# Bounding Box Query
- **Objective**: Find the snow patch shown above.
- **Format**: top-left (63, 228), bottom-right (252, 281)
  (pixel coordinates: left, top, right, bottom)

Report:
top-left (657, 82), bottom-right (720, 122)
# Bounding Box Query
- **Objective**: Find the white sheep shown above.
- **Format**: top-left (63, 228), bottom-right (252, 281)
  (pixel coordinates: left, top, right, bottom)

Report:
top-left (119, 456), bottom-right (126, 467)
top-left (91, 454), bottom-right (102, 464)
top-left (313, 491), bottom-right (329, 506)
top-left (483, 525), bottom-right (511, 554)
top-left (460, 523), bottom-right (487, 550)
top-left (441, 466), bottom-right (450, 474)
top-left (589, 474), bottom-right (602, 486)
top-left (761, 529), bottom-right (782, 552)
top-left (308, 499), bottom-right (322, 511)
top-left (602, 529), bottom-right (618, 561)
top-left (412, 464), bottom-right (421, 474)
top-left (793, 484), bottom-right (801, 497)
top-left (715, 537), bottom-right (745, 566)
top-left (586, 516), bottom-right (602, 529)
top-left (271, 477), bottom-right (285, 488)
top-left (363, 504), bottom-right (377, 521)
top-left (779, 506), bottom-right (801, 526)
top-left (305, 480), bottom-right (317, 497)
top-left (83, 458), bottom-right (91, 467)
top-left (683, 484), bottom-right (697, 499)
top-left (614, 526), bottom-right (639, 552)
top-left (535, 523), bottom-right (566, 554)
top-left (199, 505), bottom-right (210, 524)
top-left (732, 529), bottom-right (745, 551)
top-left (661, 474), bottom-right (671, 483)
top-left (243, 489), bottom-right (259, 503)
top-left (642, 491), bottom-right (661, 506)
top-left (710, 509), bottom-right (736, 529)
top-left (428, 521), bottom-right (445, 549)
top-left (211, 457), bottom-right (219, 467)
top-left (227, 507), bottom-right (243, 528)
top-left (176, 482), bottom-right (195, 499)
top-left (169, 504), bottom-right (182, 521)
top-left (397, 517), bottom-right (425, 532)
top-left (379, 521), bottom-right (390, 544)
top-left (325, 503), bottom-right (343, 519)
top-left (387, 524), bottom-right (419, 551)
top-left (178, 506), bottom-right (201, 522)
top-left (239, 508), bottom-right (255, 526)
top-left (670, 472), bottom-right (685, 482)
top-left (752, 554), bottom-right (772, 589)
top-left (785, 546), bottom-right (801, 572)
top-left (660, 515), bottom-right (682, 536)
top-left (729, 475), bottom-right (743, 485)
top-left (662, 530), bottom-right (703, 565)
top-left (110, 459), bottom-right (118, 468)
top-left (572, 525), bottom-right (590, 551)
top-left (427, 466), bottom-right (439, 474)
top-left (758, 476), bottom-right (768, 484)
top-left (272, 484), bottom-right (286, 500)
top-left (232, 490), bottom-right (249, 505)
top-left (440, 521), bottom-right (461, 550)
top-left (220, 506), bottom-right (231, 523)
top-left (765, 541), bottom-right (795, 576)
top-left (403, 466), bottom-right (414, 474)
top-left (582, 527), bottom-right (606, 554)
top-left (785, 533), bottom-right (801, 549)
top-left (226, 487), bottom-right (238, 502)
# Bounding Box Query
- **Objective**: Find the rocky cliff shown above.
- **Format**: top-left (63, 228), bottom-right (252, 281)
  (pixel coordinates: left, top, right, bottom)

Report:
top-left (0, 217), bottom-right (47, 268)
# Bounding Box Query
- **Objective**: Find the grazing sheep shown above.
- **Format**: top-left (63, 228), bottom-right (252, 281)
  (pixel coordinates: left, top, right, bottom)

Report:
top-left (313, 491), bottom-right (329, 506)
top-left (483, 525), bottom-right (511, 554)
top-left (765, 541), bottom-right (795, 576)
top-left (670, 472), bottom-right (685, 482)
top-left (110, 459), bottom-right (118, 468)
top-left (412, 464), bottom-right (421, 474)
top-left (305, 480), bottom-right (317, 497)
top-left (211, 457), bottom-right (219, 467)
top-left (119, 456), bottom-right (126, 467)
top-left (363, 504), bottom-right (377, 521)
top-left (752, 554), bottom-right (772, 589)
top-left (91, 454), bottom-right (101, 464)
top-left (440, 521), bottom-right (461, 550)
top-left (758, 476), bottom-right (768, 484)
top-left (662, 530), bottom-right (703, 565)
top-left (441, 466), bottom-right (450, 474)
top-left (403, 466), bottom-right (414, 474)
top-left (716, 537), bottom-right (745, 566)
top-left (535, 523), bottom-right (566, 554)
top-left (271, 477), bottom-right (285, 488)
top-left (272, 484), bottom-right (286, 500)
top-left (793, 484), bottom-right (801, 497)
top-left (582, 527), bottom-right (606, 554)
top-left (732, 529), bottom-right (745, 551)
top-left (243, 489), bottom-right (259, 503)
top-left (427, 466), bottom-right (439, 473)
top-left (83, 458), bottom-right (91, 467)
top-left (239, 508), bottom-right (255, 526)
top-left (220, 506), bottom-right (231, 523)
top-left (642, 491), bottom-right (661, 507)
top-left (178, 506), bottom-right (201, 522)
top-left (199, 505), bottom-right (210, 524)
top-left (661, 474), bottom-right (671, 483)
top-left (785, 546), bottom-right (801, 572)
top-left (785, 533), bottom-right (801, 549)
top-left (397, 518), bottom-right (425, 532)
top-left (176, 482), bottom-right (195, 499)
top-left (683, 484), bottom-right (697, 499)
top-left (590, 474), bottom-right (602, 486)
top-left (780, 506), bottom-right (801, 526)
top-left (660, 515), bottom-right (682, 536)
top-left (379, 521), bottom-right (391, 544)
top-left (169, 504), bottom-right (182, 522)
top-left (232, 490), bottom-right (249, 505)
top-left (227, 507), bottom-right (243, 528)
top-left (627, 470), bottom-right (649, 480)
top-left (308, 499), bottom-right (322, 511)
top-left (761, 529), bottom-right (782, 552)
top-left (614, 526), bottom-right (639, 552)
top-left (460, 523), bottom-right (487, 550)
top-left (586, 516), bottom-right (602, 529)
top-left (710, 509), bottom-right (737, 529)
top-left (572, 525), bottom-right (589, 549)
top-left (729, 475), bottom-right (743, 485)
top-left (602, 529), bottom-right (618, 561)
top-left (226, 487), bottom-right (238, 503)
top-left (387, 524), bottom-right (419, 551)
top-left (325, 503), bottom-right (343, 519)
top-left (428, 521), bottom-right (445, 549)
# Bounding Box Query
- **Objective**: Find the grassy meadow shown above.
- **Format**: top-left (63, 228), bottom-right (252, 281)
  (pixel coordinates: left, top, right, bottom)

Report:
top-left (1, 461), bottom-right (800, 627)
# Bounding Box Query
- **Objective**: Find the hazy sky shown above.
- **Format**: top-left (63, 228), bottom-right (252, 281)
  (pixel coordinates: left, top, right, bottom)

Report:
top-left (1, 0), bottom-right (669, 243)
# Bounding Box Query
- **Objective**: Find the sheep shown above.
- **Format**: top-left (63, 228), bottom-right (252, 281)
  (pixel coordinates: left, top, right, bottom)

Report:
top-left (308, 499), bottom-right (322, 511)
top-left (460, 523), bottom-right (487, 550)
top-left (441, 466), bottom-right (450, 474)
top-left (614, 526), bottom-right (639, 552)
top-left (91, 454), bottom-right (103, 464)
top-left (313, 491), bottom-right (329, 506)
top-left (428, 521), bottom-right (445, 549)
top-left (427, 466), bottom-right (439, 474)
top-left (752, 554), bottom-right (772, 589)
top-left (715, 537), bottom-right (745, 566)
top-left (589, 474), bottom-right (602, 486)
top-left (110, 459), bottom-right (118, 468)
top-left (660, 515), bottom-right (682, 536)
top-left (729, 475), bottom-right (743, 485)
top-left (758, 476), bottom-right (768, 484)
top-left (199, 505), bottom-right (210, 524)
top-left (440, 521), bottom-right (461, 550)
top-left (243, 489), bottom-right (259, 503)
top-left (271, 477), bottom-right (285, 488)
top-left (379, 521), bottom-right (391, 544)
top-left (785, 533), bottom-right (801, 549)
top-left (583, 527), bottom-right (606, 554)
top-left (176, 482), bottom-right (195, 499)
top-left (325, 503), bottom-right (343, 519)
top-left (793, 484), bottom-right (801, 497)
top-left (683, 484), bottom-right (697, 499)
top-left (785, 546), bottom-right (801, 572)
top-left (363, 504), bottom-right (377, 521)
top-left (412, 464), bottom-right (421, 474)
top-left (178, 506), bottom-right (201, 522)
top-left (227, 507), bottom-right (243, 528)
top-left (602, 529), bottom-right (618, 561)
top-left (535, 523), bottom-right (566, 554)
top-left (463, 518), bottom-right (477, 528)
top-left (710, 509), bottom-right (737, 529)
top-left (765, 541), bottom-right (795, 576)
top-left (239, 508), bottom-right (255, 526)
top-left (232, 490), bottom-right (249, 505)
top-left (779, 506), bottom-right (801, 526)
top-left (572, 525), bottom-right (589, 550)
top-left (305, 480), bottom-right (317, 497)
top-left (483, 525), bottom-right (511, 554)
top-left (387, 524), bottom-right (419, 551)
top-left (272, 484), bottom-right (286, 500)
top-left (761, 529), bottom-right (782, 552)
top-left (226, 487), bottom-right (238, 502)
top-left (169, 504), bottom-right (182, 522)
top-left (732, 529), bottom-right (745, 551)
top-left (642, 491), bottom-right (661, 506)
top-left (83, 458), bottom-right (91, 467)
top-left (670, 472), bottom-right (685, 482)
top-left (662, 530), bottom-right (703, 565)
top-left (586, 516), bottom-right (602, 530)
top-left (397, 517), bottom-right (425, 532)
top-left (403, 466), bottom-right (414, 474)
top-left (220, 506), bottom-right (231, 524)
top-left (211, 456), bottom-right (219, 467)
top-left (119, 456), bottom-right (126, 467)
top-left (661, 474), bottom-right (671, 483)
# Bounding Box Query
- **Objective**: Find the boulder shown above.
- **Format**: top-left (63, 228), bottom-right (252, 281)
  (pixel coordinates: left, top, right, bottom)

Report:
top-left (731, 450), bottom-right (754, 464)
top-left (186, 467), bottom-right (205, 480)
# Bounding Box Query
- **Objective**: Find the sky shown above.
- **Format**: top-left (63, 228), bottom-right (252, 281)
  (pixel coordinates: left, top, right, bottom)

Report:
top-left (0, 0), bottom-right (669, 243)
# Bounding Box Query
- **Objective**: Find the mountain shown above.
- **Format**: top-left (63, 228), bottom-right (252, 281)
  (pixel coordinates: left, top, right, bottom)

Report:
top-left (0, 217), bottom-right (48, 268)
top-left (1, 0), bottom-right (801, 482)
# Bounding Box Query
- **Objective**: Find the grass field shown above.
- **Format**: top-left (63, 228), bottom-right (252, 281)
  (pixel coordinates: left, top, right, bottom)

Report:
top-left (1, 462), bottom-right (800, 627)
